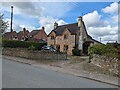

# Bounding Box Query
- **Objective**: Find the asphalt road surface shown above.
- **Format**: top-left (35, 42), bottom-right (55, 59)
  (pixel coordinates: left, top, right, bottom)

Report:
top-left (2, 58), bottom-right (118, 88)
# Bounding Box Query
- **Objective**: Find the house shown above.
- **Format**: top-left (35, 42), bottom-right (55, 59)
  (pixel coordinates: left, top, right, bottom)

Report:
top-left (47, 16), bottom-right (101, 55)
top-left (3, 27), bottom-right (47, 43)
top-left (3, 28), bottom-right (29, 41)
top-left (3, 31), bottom-right (17, 40)
top-left (107, 41), bottom-right (119, 48)
top-left (29, 27), bottom-right (47, 42)
top-left (17, 28), bottom-right (30, 41)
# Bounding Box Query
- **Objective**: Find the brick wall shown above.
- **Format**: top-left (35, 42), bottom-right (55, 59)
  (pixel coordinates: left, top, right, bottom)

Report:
top-left (2, 48), bottom-right (66, 60)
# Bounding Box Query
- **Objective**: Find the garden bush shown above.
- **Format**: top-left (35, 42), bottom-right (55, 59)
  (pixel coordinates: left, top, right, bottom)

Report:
top-left (2, 39), bottom-right (46, 50)
top-left (72, 48), bottom-right (82, 56)
top-left (88, 44), bottom-right (118, 58)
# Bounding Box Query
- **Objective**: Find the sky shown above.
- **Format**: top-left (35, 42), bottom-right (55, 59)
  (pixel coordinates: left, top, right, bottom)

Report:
top-left (1, 1), bottom-right (119, 44)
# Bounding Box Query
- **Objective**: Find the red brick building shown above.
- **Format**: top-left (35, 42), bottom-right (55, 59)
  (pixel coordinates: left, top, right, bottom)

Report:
top-left (17, 28), bottom-right (30, 41)
top-left (3, 27), bottom-right (47, 43)
top-left (3, 31), bottom-right (17, 40)
top-left (29, 27), bottom-right (47, 42)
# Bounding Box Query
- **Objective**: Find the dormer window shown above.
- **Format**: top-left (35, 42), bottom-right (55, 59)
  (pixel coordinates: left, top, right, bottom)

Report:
top-left (64, 34), bottom-right (68, 39)
top-left (51, 36), bottom-right (55, 40)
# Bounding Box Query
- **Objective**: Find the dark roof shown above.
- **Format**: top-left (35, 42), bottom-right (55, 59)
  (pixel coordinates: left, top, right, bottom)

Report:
top-left (3, 31), bottom-right (17, 38)
top-left (30, 30), bottom-right (39, 36)
top-left (51, 23), bottom-right (79, 36)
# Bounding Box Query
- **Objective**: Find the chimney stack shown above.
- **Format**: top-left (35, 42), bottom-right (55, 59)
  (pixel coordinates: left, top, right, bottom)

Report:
top-left (23, 28), bottom-right (26, 32)
top-left (42, 26), bottom-right (45, 30)
top-left (78, 16), bottom-right (82, 27)
top-left (54, 22), bottom-right (58, 29)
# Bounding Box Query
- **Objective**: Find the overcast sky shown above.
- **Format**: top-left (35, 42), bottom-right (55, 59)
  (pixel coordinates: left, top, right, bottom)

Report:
top-left (1, 1), bottom-right (119, 44)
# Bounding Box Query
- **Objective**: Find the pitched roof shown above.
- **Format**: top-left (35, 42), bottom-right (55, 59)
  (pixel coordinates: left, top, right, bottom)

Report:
top-left (3, 31), bottom-right (17, 38)
top-left (30, 30), bottom-right (39, 36)
top-left (51, 23), bottom-right (79, 36)
top-left (17, 30), bottom-right (29, 40)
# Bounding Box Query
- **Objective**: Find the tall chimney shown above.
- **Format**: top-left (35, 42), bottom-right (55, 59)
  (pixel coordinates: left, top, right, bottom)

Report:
top-left (78, 16), bottom-right (82, 27)
top-left (10, 6), bottom-right (13, 32)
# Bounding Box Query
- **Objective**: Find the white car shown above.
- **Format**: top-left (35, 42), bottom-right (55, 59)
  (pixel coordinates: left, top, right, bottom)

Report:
top-left (41, 46), bottom-right (57, 52)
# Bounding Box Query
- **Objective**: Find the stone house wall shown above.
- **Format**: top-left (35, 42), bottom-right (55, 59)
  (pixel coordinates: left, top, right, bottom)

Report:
top-left (47, 30), bottom-right (75, 55)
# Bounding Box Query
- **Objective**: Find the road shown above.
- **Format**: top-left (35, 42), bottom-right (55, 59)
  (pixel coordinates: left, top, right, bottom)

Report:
top-left (2, 58), bottom-right (118, 88)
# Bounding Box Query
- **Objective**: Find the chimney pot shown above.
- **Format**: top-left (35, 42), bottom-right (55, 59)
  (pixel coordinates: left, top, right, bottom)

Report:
top-left (54, 22), bottom-right (58, 29)
top-left (42, 26), bottom-right (45, 30)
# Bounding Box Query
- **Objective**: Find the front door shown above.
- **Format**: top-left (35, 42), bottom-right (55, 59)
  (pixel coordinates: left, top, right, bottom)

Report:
top-left (83, 42), bottom-right (91, 55)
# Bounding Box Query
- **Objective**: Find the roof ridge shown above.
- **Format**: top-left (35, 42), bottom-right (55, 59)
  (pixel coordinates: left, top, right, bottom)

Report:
top-left (58, 22), bottom-right (78, 27)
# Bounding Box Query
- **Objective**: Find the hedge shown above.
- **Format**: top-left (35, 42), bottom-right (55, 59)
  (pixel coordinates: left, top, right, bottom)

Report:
top-left (88, 44), bottom-right (118, 58)
top-left (2, 39), bottom-right (47, 50)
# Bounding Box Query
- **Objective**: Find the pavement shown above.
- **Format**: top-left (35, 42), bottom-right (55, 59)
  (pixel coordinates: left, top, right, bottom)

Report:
top-left (2, 55), bottom-right (120, 88)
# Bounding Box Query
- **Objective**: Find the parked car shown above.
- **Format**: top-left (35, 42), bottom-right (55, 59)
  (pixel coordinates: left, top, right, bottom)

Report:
top-left (41, 46), bottom-right (57, 52)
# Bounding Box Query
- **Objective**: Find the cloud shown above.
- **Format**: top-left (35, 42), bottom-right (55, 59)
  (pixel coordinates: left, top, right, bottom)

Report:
top-left (38, 2), bottom-right (74, 17)
top-left (83, 11), bottom-right (100, 27)
top-left (81, 20), bottom-right (118, 43)
top-left (4, 18), bottom-right (22, 32)
top-left (82, 9), bottom-right (118, 43)
top-left (2, 2), bottom-right (43, 18)
top-left (87, 26), bottom-right (118, 37)
top-left (2, 2), bottom-right (75, 18)
top-left (4, 18), bottom-right (36, 32)
top-left (102, 2), bottom-right (118, 14)
top-left (20, 25), bottom-right (36, 32)
top-left (83, 10), bottom-right (111, 28)
top-left (87, 25), bottom-right (118, 44)
top-left (39, 16), bottom-right (67, 34)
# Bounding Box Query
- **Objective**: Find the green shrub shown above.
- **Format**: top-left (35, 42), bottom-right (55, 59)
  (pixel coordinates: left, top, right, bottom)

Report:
top-left (88, 44), bottom-right (118, 58)
top-left (2, 39), bottom-right (46, 50)
top-left (28, 45), bottom-right (36, 51)
top-left (72, 48), bottom-right (82, 56)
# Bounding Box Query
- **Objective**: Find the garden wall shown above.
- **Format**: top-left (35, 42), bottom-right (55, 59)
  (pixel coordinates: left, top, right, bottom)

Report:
top-left (2, 48), bottom-right (66, 60)
top-left (91, 54), bottom-right (119, 76)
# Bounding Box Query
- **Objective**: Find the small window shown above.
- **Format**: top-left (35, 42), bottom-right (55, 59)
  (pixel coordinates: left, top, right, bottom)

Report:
top-left (51, 36), bottom-right (55, 40)
top-left (64, 45), bottom-right (68, 51)
top-left (56, 45), bottom-right (60, 52)
top-left (64, 34), bottom-right (68, 39)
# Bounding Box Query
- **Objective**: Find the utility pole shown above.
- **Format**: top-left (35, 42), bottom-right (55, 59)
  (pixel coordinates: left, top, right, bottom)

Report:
top-left (10, 6), bottom-right (13, 33)
top-left (100, 37), bottom-right (101, 43)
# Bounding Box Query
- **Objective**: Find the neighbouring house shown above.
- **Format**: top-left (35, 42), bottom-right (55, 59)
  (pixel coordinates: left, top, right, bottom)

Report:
top-left (3, 31), bottom-right (17, 40)
top-left (29, 27), bottom-right (47, 42)
top-left (17, 28), bottom-right (30, 41)
top-left (47, 16), bottom-right (101, 55)
top-left (3, 27), bottom-right (47, 43)
top-left (107, 41), bottom-right (119, 48)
